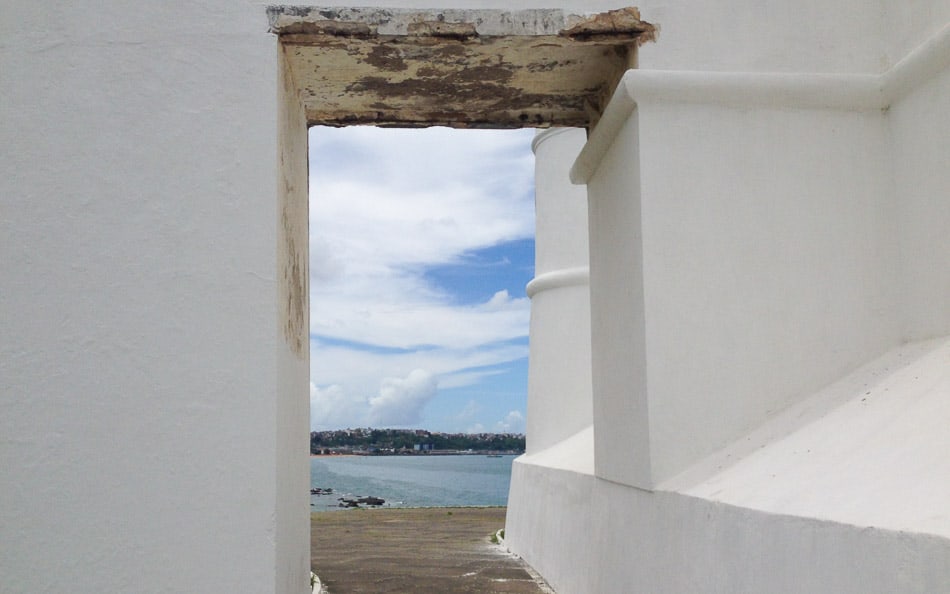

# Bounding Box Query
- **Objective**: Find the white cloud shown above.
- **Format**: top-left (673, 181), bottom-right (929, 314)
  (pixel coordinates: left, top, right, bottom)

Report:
top-left (313, 290), bottom-right (529, 350)
top-left (368, 369), bottom-right (438, 426)
top-left (495, 410), bottom-right (525, 433)
top-left (437, 368), bottom-right (509, 390)
top-left (308, 126), bottom-right (534, 430)
top-left (310, 126), bottom-right (535, 201)
top-left (309, 126), bottom-right (534, 350)
top-left (310, 340), bottom-right (527, 397)
top-left (310, 383), bottom-right (368, 430)
top-left (485, 289), bottom-right (515, 310)
top-left (311, 369), bottom-right (439, 430)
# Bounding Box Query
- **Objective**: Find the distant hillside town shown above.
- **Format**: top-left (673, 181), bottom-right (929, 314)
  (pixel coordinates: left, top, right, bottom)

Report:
top-left (311, 428), bottom-right (525, 455)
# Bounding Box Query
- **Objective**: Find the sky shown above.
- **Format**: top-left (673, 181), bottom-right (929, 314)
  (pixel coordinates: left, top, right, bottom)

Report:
top-left (308, 126), bottom-right (536, 434)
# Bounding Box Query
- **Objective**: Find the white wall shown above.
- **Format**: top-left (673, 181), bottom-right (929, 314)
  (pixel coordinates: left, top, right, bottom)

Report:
top-left (507, 461), bottom-right (596, 594)
top-left (637, 101), bottom-right (898, 484)
top-left (510, 2), bottom-right (950, 592)
top-left (525, 128), bottom-right (593, 454)
top-left (633, 0), bottom-right (887, 73)
top-left (0, 2), bottom-right (308, 592)
top-left (591, 478), bottom-right (950, 593)
top-left (532, 130), bottom-right (590, 278)
top-left (577, 10), bottom-right (950, 488)
top-left (510, 336), bottom-right (950, 594)
top-left (511, 460), bottom-right (950, 594)
top-left (585, 94), bottom-right (902, 486)
top-left (585, 113), bottom-right (652, 487)
top-left (883, 1), bottom-right (950, 68)
top-left (891, 62), bottom-right (950, 340)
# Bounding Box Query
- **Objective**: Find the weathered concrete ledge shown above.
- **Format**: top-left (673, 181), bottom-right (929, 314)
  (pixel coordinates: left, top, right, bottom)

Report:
top-left (269, 6), bottom-right (656, 128)
top-left (268, 6), bottom-right (655, 39)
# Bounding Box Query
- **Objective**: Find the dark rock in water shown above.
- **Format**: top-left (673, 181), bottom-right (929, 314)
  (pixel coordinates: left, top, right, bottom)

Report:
top-left (334, 495), bottom-right (384, 508)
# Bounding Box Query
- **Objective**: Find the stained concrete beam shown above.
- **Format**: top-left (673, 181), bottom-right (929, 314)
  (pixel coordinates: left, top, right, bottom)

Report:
top-left (268, 6), bottom-right (655, 128)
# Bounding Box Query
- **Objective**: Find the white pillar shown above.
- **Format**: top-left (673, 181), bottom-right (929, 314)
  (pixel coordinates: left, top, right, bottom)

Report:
top-left (525, 128), bottom-right (593, 454)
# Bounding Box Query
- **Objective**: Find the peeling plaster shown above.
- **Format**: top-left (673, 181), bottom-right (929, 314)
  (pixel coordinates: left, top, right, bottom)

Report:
top-left (559, 7), bottom-right (656, 43)
top-left (278, 45), bottom-right (309, 360)
top-left (269, 6), bottom-right (655, 128)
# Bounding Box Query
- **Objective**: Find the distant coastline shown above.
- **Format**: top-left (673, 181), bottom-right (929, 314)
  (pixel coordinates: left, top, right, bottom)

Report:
top-left (310, 450), bottom-right (520, 457)
top-left (311, 427), bottom-right (525, 457)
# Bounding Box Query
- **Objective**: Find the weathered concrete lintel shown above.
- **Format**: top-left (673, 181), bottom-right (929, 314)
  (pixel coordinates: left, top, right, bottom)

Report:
top-left (270, 6), bottom-right (655, 129)
top-left (268, 6), bottom-right (655, 42)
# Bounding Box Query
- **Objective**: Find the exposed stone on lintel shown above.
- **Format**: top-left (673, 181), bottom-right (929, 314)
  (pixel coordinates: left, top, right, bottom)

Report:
top-left (269, 6), bottom-right (655, 128)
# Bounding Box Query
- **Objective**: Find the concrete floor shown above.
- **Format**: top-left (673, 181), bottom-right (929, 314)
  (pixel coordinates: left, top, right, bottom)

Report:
top-left (311, 507), bottom-right (552, 593)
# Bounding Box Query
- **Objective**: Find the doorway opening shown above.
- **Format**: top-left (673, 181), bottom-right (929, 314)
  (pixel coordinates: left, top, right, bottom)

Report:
top-left (272, 6), bottom-right (654, 590)
top-left (307, 125), bottom-right (535, 510)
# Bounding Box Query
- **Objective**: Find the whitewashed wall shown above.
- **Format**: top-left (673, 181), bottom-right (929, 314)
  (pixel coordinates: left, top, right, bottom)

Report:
top-left (635, 101), bottom-right (897, 484)
top-left (892, 61), bottom-right (950, 340)
top-left (524, 128), bottom-right (592, 454)
top-left (0, 2), bottom-right (308, 592)
top-left (508, 1), bottom-right (950, 593)
top-left (884, 0), bottom-right (950, 66)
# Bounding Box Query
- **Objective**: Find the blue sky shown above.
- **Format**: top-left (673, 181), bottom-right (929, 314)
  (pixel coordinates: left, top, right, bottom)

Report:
top-left (308, 126), bottom-right (536, 433)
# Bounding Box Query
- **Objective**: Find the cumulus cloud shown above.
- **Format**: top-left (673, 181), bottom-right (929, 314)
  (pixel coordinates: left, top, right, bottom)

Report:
top-left (484, 290), bottom-right (515, 310)
top-left (495, 410), bottom-right (526, 433)
top-left (368, 369), bottom-right (438, 427)
top-left (311, 369), bottom-right (438, 430)
top-left (310, 383), bottom-right (367, 430)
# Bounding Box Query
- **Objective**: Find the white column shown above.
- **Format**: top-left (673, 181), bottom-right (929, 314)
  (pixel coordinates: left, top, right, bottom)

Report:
top-left (525, 127), bottom-right (593, 454)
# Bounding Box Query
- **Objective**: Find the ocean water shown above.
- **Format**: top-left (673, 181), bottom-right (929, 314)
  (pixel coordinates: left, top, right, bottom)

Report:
top-left (310, 454), bottom-right (517, 511)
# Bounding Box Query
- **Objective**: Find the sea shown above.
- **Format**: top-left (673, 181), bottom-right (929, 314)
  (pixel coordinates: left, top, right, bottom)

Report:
top-left (310, 454), bottom-right (518, 512)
